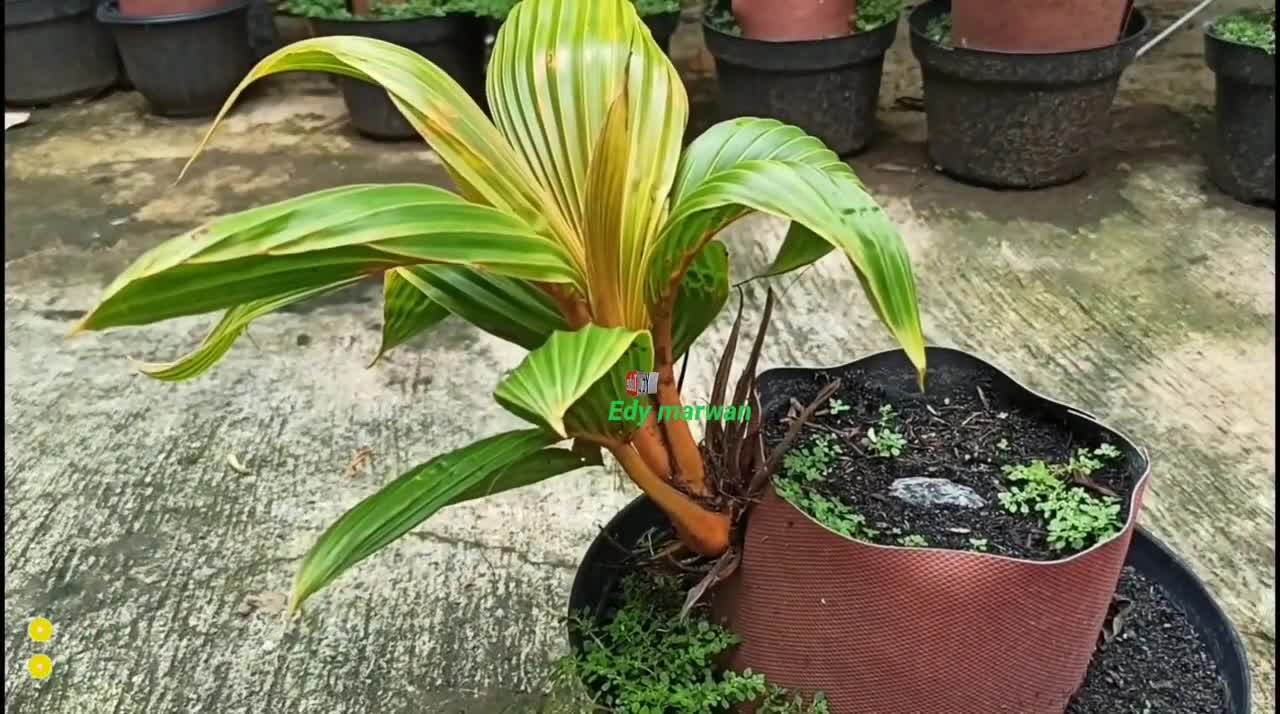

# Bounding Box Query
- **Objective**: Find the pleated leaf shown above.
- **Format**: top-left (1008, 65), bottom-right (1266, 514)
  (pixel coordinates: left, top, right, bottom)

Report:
top-left (493, 326), bottom-right (654, 438)
top-left (650, 160), bottom-right (927, 381)
top-left (72, 184), bottom-right (581, 334)
top-left (392, 265), bottom-right (568, 350)
top-left (182, 35), bottom-right (580, 256)
top-left (131, 278), bottom-right (362, 381)
top-left (375, 268), bottom-right (452, 363)
top-left (289, 429), bottom-right (566, 613)
top-left (488, 0), bottom-right (687, 326)
top-left (671, 241), bottom-right (729, 359)
top-left (668, 117), bottom-right (864, 285)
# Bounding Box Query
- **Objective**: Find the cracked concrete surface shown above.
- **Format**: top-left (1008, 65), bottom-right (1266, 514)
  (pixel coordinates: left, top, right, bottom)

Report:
top-left (5, 3), bottom-right (1274, 713)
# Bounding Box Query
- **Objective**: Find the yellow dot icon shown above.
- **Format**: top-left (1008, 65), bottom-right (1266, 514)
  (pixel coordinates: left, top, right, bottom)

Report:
top-left (28, 618), bottom-right (54, 643)
top-left (28, 655), bottom-right (53, 679)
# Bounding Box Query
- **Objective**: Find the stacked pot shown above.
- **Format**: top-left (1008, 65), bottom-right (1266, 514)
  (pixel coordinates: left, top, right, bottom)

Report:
top-left (1203, 13), bottom-right (1276, 205)
top-left (99, 0), bottom-right (255, 116)
top-left (703, 0), bottom-right (898, 156)
top-left (910, 0), bottom-right (1149, 188)
top-left (5, 0), bottom-right (121, 105)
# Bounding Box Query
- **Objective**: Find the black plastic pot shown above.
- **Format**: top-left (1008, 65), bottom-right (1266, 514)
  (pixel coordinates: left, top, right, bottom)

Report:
top-left (704, 17), bottom-right (898, 156)
top-left (1204, 26), bottom-right (1276, 205)
top-left (568, 495), bottom-right (1250, 713)
top-left (98, 0), bottom-right (254, 117)
top-left (310, 15), bottom-right (486, 141)
top-left (5, 0), bottom-right (121, 105)
top-left (909, 0), bottom-right (1150, 188)
top-left (642, 11), bottom-right (679, 56)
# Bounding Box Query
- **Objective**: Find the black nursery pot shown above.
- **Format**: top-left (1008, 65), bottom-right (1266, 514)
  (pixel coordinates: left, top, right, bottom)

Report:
top-left (704, 17), bottom-right (899, 156)
top-left (909, 0), bottom-right (1150, 188)
top-left (310, 15), bottom-right (486, 141)
top-left (568, 496), bottom-right (1251, 713)
top-left (1204, 26), bottom-right (1276, 205)
top-left (5, 0), bottom-right (121, 105)
top-left (98, 0), bottom-right (254, 118)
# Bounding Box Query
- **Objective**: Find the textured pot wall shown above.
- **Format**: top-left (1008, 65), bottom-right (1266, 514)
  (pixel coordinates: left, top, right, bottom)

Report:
top-left (710, 348), bottom-right (1153, 714)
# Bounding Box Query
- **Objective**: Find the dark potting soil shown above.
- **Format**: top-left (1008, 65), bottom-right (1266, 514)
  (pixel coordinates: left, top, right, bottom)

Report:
top-left (1065, 566), bottom-right (1230, 714)
top-left (760, 363), bottom-right (1141, 560)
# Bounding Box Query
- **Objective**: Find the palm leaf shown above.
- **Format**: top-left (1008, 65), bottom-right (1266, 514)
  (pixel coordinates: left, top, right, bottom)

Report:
top-left (131, 278), bottom-right (362, 381)
top-left (72, 184), bottom-right (581, 334)
top-left (493, 325), bottom-right (654, 438)
top-left (488, 0), bottom-right (687, 326)
top-left (671, 241), bottom-right (729, 359)
top-left (650, 160), bottom-right (927, 380)
top-left (182, 36), bottom-right (581, 261)
top-left (393, 265), bottom-right (567, 350)
top-left (374, 268), bottom-right (453, 364)
top-left (289, 429), bottom-right (582, 613)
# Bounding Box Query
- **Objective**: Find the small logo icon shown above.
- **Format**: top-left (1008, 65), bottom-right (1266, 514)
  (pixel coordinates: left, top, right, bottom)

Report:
top-left (28, 655), bottom-right (52, 680)
top-left (624, 370), bottom-right (659, 397)
top-left (28, 618), bottom-right (53, 643)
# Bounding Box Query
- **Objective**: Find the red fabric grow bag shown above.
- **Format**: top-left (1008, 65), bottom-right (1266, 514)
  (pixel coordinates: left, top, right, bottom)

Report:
top-left (712, 347), bottom-right (1152, 714)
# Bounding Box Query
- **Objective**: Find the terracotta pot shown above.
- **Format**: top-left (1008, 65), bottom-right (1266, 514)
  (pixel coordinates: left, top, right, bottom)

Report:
top-left (950, 0), bottom-right (1132, 53)
top-left (117, 0), bottom-right (229, 17)
top-left (732, 0), bottom-right (853, 41)
top-left (350, 0), bottom-right (404, 17)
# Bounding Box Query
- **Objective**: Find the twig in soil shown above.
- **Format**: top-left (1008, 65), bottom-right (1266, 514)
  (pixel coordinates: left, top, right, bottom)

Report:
top-left (748, 380), bottom-right (842, 498)
top-left (1102, 596), bottom-right (1135, 645)
top-left (680, 548), bottom-right (740, 619)
top-left (977, 385), bottom-right (990, 412)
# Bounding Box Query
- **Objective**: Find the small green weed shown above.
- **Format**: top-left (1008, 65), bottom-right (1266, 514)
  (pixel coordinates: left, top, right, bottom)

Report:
top-left (854, 0), bottom-right (904, 32)
top-left (557, 574), bottom-right (830, 713)
top-left (995, 438), bottom-right (1009, 451)
top-left (827, 398), bottom-right (851, 416)
top-left (776, 479), bottom-right (879, 541)
top-left (863, 404), bottom-right (907, 458)
top-left (896, 534), bottom-right (929, 547)
top-left (782, 434), bottom-right (842, 482)
top-left (1213, 9), bottom-right (1277, 54)
top-left (634, 0), bottom-right (680, 16)
top-left (967, 538), bottom-right (989, 552)
top-left (998, 445), bottom-right (1124, 552)
top-left (776, 436), bottom-right (877, 540)
top-left (924, 13), bottom-right (952, 46)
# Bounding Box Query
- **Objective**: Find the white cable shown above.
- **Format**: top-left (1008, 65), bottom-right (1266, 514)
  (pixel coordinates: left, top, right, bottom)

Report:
top-left (1136, 0), bottom-right (1219, 58)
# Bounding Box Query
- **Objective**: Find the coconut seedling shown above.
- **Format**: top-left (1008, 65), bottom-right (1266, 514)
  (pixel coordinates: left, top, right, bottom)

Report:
top-left (68, 0), bottom-right (926, 614)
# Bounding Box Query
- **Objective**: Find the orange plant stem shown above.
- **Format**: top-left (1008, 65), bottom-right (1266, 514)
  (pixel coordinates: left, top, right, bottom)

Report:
top-left (630, 408), bottom-right (673, 478)
top-left (651, 303), bottom-right (709, 497)
top-left (609, 442), bottom-right (730, 557)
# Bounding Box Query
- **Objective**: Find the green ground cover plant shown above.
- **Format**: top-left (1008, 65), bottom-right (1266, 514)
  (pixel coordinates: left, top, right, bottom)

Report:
top-left (1212, 8), bottom-right (1277, 54)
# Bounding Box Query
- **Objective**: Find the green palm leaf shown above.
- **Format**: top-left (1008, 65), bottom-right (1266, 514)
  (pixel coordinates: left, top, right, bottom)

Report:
top-left (392, 265), bottom-right (568, 351)
top-left (671, 241), bottom-right (729, 359)
top-left (650, 160), bottom-right (927, 380)
top-left (290, 429), bottom-right (593, 613)
top-left (130, 278), bottom-right (362, 381)
top-left (72, 184), bottom-right (582, 334)
top-left (375, 268), bottom-right (453, 364)
top-left (488, 0), bottom-right (687, 326)
top-left (493, 325), bottom-right (654, 438)
top-left (184, 36), bottom-right (581, 257)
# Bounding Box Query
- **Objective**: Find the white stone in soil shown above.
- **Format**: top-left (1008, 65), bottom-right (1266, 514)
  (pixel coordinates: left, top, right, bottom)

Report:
top-left (889, 477), bottom-right (987, 510)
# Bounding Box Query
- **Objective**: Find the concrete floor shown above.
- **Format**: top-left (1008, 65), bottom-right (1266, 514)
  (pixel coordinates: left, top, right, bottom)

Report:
top-left (5, 4), bottom-right (1274, 713)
